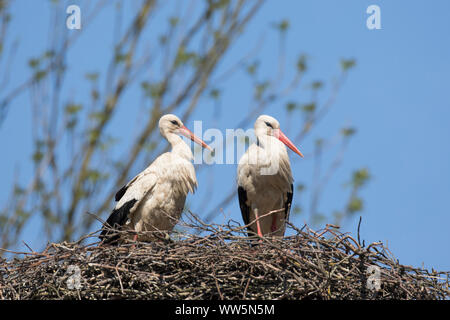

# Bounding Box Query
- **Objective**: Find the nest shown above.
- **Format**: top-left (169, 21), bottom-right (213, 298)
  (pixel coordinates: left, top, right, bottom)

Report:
top-left (0, 212), bottom-right (449, 300)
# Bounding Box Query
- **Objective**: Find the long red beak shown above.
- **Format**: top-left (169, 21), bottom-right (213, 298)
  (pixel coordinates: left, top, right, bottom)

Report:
top-left (274, 129), bottom-right (304, 158)
top-left (178, 126), bottom-right (213, 151)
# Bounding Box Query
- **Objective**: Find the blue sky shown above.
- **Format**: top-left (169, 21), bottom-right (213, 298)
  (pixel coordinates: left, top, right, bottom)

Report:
top-left (1, 1), bottom-right (449, 272)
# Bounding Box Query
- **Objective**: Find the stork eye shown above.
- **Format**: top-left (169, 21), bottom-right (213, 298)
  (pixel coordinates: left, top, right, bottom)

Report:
top-left (265, 121), bottom-right (273, 129)
top-left (171, 120), bottom-right (179, 126)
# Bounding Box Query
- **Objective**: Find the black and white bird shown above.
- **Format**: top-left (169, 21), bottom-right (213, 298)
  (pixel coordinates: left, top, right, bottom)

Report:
top-left (237, 115), bottom-right (304, 238)
top-left (100, 114), bottom-right (212, 244)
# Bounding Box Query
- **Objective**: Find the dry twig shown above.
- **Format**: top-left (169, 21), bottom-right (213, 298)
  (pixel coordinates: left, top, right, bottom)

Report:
top-left (0, 212), bottom-right (448, 300)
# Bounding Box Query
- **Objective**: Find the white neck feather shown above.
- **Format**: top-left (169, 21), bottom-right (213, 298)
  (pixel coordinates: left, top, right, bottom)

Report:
top-left (166, 133), bottom-right (194, 161)
top-left (257, 134), bottom-right (285, 153)
top-left (256, 134), bottom-right (293, 185)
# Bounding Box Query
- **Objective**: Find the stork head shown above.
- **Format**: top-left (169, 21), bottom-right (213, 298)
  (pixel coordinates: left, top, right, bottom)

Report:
top-left (159, 114), bottom-right (212, 151)
top-left (255, 115), bottom-right (304, 158)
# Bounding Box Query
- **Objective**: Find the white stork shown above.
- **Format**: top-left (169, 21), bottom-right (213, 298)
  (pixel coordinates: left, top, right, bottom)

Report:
top-left (237, 115), bottom-right (304, 238)
top-left (100, 114), bottom-right (212, 244)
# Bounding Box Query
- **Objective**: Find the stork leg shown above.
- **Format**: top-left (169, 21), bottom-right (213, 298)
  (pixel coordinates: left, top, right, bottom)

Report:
top-left (253, 208), bottom-right (264, 238)
top-left (130, 233), bottom-right (138, 249)
top-left (271, 213), bottom-right (277, 233)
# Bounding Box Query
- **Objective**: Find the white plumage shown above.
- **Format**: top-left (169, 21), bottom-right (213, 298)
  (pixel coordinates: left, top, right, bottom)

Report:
top-left (100, 114), bottom-right (211, 243)
top-left (237, 115), bottom-right (303, 238)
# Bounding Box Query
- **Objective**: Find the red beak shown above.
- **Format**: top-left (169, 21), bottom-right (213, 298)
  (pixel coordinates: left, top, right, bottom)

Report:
top-left (274, 129), bottom-right (304, 158)
top-left (178, 126), bottom-right (213, 151)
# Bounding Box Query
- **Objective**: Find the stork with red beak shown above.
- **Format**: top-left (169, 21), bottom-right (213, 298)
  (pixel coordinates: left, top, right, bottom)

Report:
top-left (237, 115), bottom-right (303, 238)
top-left (100, 114), bottom-right (212, 244)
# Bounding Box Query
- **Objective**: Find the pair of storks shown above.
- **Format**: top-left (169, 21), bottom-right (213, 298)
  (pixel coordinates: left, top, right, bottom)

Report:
top-left (99, 114), bottom-right (303, 243)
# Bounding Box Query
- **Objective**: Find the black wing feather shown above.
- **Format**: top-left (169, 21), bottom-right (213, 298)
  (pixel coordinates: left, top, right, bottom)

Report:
top-left (284, 184), bottom-right (294, 222)
top-left (99, 199), bottom-right (137, 244)
top-left (115, 184), bottom-right (128, 201)
top-left (238, 186), bottom-right (252, 234)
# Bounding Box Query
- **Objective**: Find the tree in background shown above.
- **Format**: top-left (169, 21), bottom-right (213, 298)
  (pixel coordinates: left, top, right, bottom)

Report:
top-left (0, 0), bottom-right (369, 251)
